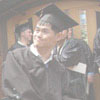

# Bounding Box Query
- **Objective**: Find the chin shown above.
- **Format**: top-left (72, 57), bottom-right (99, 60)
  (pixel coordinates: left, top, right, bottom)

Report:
top-left (34, 43), bottom-right (42, 47)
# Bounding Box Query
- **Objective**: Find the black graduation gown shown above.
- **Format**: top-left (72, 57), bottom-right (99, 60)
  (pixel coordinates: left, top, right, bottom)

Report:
top-left (54, 38), bottom-right (94, 73)
top-left (8, 42), bottom-right (26, 51)
top-left (93, 28), bottom-right (100, 73)
top-left (2, 48), bottom-right (68, 100)
top-left (78, 39), bottom-right (94, 73)
top-left (53, 38), bottom-right (94, 100)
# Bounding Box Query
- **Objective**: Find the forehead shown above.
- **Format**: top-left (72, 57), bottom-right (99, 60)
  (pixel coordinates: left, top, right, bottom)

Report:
top-left (36, 22), bottom-right (52, 29)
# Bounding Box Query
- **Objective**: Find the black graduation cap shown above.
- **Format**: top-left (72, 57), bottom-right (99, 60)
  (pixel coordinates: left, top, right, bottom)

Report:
top-left (35, 3), bottom-right (79, 32)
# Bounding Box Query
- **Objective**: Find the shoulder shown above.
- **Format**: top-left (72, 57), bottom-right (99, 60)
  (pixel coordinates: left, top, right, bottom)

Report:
top-left (7, 47), bottom-right (35, 65)
top-left (12, 47), bottom-right (32, 58)
top-left (64, 38), bottom-right (80, 50)
top-left (69, 38), bottom-right (79, 46)
top-left (78, 39), bottom-right (91, 50)
top-left (8, 42), bottom-right (25, 51)
top-left (8, 43), bottom-right (17, 51)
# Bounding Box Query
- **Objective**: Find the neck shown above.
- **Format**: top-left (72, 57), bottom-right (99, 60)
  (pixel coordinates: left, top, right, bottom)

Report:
top-left (20, 38), bottom-right (28, 46)
top-left (36, 46), bottom-right (52, 62)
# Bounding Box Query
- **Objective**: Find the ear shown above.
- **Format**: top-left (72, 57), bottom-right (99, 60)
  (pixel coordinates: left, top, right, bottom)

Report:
top-left (56, 30), bottom-right (67, 42)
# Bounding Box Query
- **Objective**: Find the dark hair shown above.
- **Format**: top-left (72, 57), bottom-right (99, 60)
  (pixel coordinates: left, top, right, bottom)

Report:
top-left (20, 25), bottom-right (30, 34)
top-left (15, 24), bottom-right (31, 37)
top-left (15, 23), bottom-right (31, 41)
top-left (37, 20), bottom-right (60, 33)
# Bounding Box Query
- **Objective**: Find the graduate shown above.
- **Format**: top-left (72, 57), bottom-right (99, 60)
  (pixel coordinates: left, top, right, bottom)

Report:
top-left (9, 21), bottom-right (33, 51)
top-left (53, 29), bottom-right (95, 100)
top-left (93, 28), bottom-right (100, 73)
top-left (2, 4), bottom-right (78, 100)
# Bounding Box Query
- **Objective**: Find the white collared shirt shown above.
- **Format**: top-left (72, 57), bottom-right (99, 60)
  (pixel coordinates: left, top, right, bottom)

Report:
top-left (30, 44), bottom-right (53, 64)
top-left (18, 41), bottom-right (27, 47)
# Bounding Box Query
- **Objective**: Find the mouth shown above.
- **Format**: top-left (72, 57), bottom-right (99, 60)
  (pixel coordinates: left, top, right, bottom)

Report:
top-left (34, 37), bottom-right (42, 42)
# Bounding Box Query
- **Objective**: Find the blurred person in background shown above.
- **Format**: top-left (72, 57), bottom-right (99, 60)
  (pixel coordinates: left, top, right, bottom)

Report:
top-left (9, 22), bottom-right (33, 51)
top-left (93, 28), bottom-right (100, 74)
top-left (53, 28), bottom-right (95, 100)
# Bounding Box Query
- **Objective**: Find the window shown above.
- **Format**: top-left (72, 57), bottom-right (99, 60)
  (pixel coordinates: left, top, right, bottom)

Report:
top-left (80, 10), bottom-right (88, 43)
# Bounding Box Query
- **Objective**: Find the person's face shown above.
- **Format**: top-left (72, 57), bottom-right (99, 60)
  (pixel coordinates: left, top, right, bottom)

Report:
top-left (23, 29), bottom-right (33, 42)
top-left (33, 23), bottom-right (59, 48)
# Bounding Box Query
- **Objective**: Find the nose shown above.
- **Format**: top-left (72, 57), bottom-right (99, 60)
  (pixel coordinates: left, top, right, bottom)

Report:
top-left (36, 31), bottom-right (42, 38)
